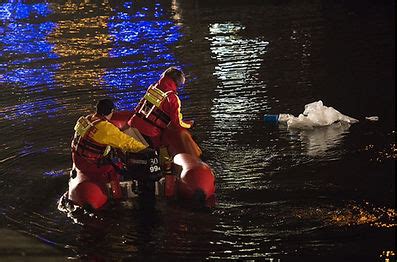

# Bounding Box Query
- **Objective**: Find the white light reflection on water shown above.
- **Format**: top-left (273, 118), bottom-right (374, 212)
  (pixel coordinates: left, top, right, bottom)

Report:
top-left (207, 22), bottom-right (269, 139)
top-left (287, 121), bottom-right (351, 158)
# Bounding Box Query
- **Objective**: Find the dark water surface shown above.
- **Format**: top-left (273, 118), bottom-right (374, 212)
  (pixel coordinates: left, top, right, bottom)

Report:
top-left (0, 0), bottom-right (395, 260)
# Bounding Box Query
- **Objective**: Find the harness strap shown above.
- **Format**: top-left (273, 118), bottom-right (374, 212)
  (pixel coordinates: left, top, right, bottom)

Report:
top-left (72, 116), bottom-right (108, 160)
top-left (75, 140), bottom-right (106, 157)
top-left (150, 106), bottom-right (171, 125)
top-left (80, 137), bottom-right (107, 152)
top-left (135, 88), bottom-right (173, 130)
top-left (136, 111), bottom-right (166, 130)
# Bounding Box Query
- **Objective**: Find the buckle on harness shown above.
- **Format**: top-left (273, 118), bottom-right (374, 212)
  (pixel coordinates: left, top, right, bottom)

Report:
top-left (74, 116), bottom-right (94, 137)
top-left (138, 100), bottom-right (156, 118)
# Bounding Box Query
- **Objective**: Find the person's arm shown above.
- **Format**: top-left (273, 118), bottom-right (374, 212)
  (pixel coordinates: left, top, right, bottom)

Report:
top-left (165, 94), bottom-right (192, 129)
top-left (91, 121), bottom-right (147, 152)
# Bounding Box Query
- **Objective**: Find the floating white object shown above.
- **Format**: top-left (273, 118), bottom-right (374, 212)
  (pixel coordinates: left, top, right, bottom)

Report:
top-left (365, 116), bottom-right (379, 121)
top-left (277, 100), bottom-right (359, 129)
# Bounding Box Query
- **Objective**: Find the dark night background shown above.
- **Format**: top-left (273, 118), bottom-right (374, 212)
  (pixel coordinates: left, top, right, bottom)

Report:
top-left (0, 0), bottom-right (395, 260)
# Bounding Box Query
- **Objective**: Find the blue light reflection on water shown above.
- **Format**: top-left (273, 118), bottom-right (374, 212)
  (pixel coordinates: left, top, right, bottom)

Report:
top-left (0, 99), bottom-right (65, 120)
top-left (0, 2), bottom-right (60, 119)
top-left (1, 1), bottom-right (186, 114)
top-left (104, 3), bottom-right (184, 110)
top-left (0, 2), bottom-right (52, 20)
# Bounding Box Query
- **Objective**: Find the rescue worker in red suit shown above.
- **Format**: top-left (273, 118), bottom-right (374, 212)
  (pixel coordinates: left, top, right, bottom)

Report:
top-left (68, 99), bottom-right (148, 209)
top-left (128, 67), bottom-right (201, 157)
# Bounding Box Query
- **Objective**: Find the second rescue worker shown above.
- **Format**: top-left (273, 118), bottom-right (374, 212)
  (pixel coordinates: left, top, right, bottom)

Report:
top-left (70, 99), bottom-right (148, 208)
top-left (128, 67), bottom-right (194, 148)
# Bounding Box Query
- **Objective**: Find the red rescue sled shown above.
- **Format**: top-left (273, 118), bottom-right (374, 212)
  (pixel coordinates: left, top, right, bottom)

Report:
top-left (62, 111), bottom-right (216, 210)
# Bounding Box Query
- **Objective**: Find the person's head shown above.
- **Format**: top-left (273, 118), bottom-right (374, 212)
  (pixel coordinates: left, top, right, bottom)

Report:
top-left (96, 98), bottom-right (115, 118)
top-left (161, 67), bottom-right (185, 86)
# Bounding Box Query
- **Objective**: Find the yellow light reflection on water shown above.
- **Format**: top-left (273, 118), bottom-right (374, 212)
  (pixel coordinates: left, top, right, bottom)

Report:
top-left (47, 2), bottom-right (111, 87)
top-left (330, 203), bottom-right (397, 228)
top-left (380, 250), bottom-right (395, 262)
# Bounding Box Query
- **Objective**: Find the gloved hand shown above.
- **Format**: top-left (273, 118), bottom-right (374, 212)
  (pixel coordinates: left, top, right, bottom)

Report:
top-left (186, 119), bottom-right (195, 128)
